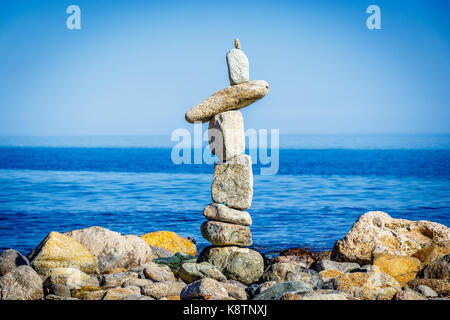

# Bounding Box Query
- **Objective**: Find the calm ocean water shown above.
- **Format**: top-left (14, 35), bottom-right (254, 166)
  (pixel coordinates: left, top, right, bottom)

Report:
top-left (0, 135), bottom-right (449, 256)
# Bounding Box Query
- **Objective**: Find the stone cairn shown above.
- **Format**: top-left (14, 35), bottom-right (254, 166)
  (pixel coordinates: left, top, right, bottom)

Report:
top-left (184, 38), bottom-right (269, 285)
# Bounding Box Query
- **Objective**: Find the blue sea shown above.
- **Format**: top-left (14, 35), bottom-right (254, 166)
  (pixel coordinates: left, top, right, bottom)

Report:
top-left (0, 135), bottom-right (449, 257)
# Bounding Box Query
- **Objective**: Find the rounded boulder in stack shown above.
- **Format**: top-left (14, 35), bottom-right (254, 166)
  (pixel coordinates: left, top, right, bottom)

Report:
top-left (201, 221), bottom-right (252, 246)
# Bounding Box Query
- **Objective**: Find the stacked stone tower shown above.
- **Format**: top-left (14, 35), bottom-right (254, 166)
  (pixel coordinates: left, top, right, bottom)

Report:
top-left (184, 39), bottom-right (269, 285)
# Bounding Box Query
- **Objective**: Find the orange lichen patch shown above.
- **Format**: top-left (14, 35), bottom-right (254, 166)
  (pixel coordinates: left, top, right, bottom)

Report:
top-left (319, 269), bottom-right (344, 280)
top-left (166, 295), bottom-right (181, 300)
top-left (141, 231), bottom-right (196, 256)
top-left (372, 253), bottom-right (421, 285)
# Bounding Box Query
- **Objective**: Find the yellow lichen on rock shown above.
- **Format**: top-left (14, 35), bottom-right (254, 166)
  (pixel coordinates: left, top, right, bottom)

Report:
top-left (29, 231), bottom-right (99, 276)
top-left (141, 231), bottom-right (196, 256)
top-left (372, 253), bottom-right (422, 285)
top-left (319, 269), bottom-right (344, 281)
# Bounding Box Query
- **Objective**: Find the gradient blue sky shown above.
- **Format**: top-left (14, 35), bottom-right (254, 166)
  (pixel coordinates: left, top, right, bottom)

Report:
top-left (0, 0), bottom-right (449, 135)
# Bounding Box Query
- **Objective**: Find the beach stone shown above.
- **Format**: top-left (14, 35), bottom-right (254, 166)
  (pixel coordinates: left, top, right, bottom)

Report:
top-left (43, 268), bottom-right (97, 291)
top-left (262, 262), bottom-right (322, 289)
top-left (332, 271), bottom-right (401, 300)
top-left (411, 240), bottom-right (450, 265)
top-left (99, 272), bottom-right (138, 287)
top-left (28, 231), bottom-right (99, 276)
top-left (201, 221), bottom-right (252, 246)
top-left (141, 281), bottom-right (187, 299)
top-left (141, 231), bottom-right (197, 256)
top-left (407, 278), bottom-right (450, 297)
top-left (180, 278), bottom-right (229, 300)
top-left (268, 255), bottom-right (309, 269)
top-left (102, 287), bottom-right (136, 300)
top-left (211, 154), bottom-right (253, 210)
top-left (314, 259), bottom-right (360, 274)
top-left (418, 254), bottom-right (450, 280)
top-left (203, 203), bottom-right (251, 226)
top-left (253, 281), bottom-right (313, 300)
top-left (45, 294), bottom-right (79, 300)
top-left (121, 294), bottom-right (154, 300)
top-left (185, 80), bottom-right (269, 123)
top-left (197, 246), bottom-right (264, 285)
top-left (220, 280), bottom-right (247, 300)
top-left (121, 277), bottom-right (153, 289)
top-left (393, 287), bottom-right (426, 300)
top-left (372, 253), bottom-right (422, 284)
top-left (46, 283), bottom-right (71, 297)
top-left (280, 290), bottom-right (350, 300)
top-left (153, 252), bottom-right (196, 272)
top-left (179, 262), bottom-right (226, 283)
top-left (278, 248), bottom-right (326, 269)
top-left (143, 262), bottom-right (176, 282)
top-left (65, 226), bottom-right (156, 273)
top-left (0, 265), bottom-right (44, 300)
top-left (415, 285), bottom-right (438, 298)
top-left (72, 285), bottom-right (104, 300)
top-left (208, 111), bottom-right (245, 161)
top-left (226, 47), bottom-right (249, 85)
top-left (0, 249), bottom-right (30, 276)
top-left (331, 211), bottom-right (450, 265)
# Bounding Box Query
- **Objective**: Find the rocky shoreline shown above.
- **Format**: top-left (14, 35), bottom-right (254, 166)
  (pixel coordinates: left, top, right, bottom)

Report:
top-left (0, 211), bottom-right (449, 301)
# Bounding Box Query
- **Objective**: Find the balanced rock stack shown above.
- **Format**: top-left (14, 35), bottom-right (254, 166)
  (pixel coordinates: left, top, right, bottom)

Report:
top-left (185, 39), bottom-right (268, 285)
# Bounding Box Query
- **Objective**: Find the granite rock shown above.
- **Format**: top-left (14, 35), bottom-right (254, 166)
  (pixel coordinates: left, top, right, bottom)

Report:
top-left (226, 46), bottom-right (249, 85)
top-left (180, 278), bottom-right (229, 300)
top-left (203, 203), bottom-right (252, 226)
top-left (179, 262), bottom-right (227, 283)
top-left (262, 262), bottom-right (322, 289)
top-left (0, 266), bottom-right (44, 300)
top-left (418, 254), bottom-right (450, 280)
top-left (211, 154), bottom-right (253, 210)
top-left (185, 80), bottom-right (269, 123)
top-left (253, 281), bottom-right (313, 300)
top-left (0, 249), bottom-right (30, 276)
top-left (208, 111), bottom-right (245, 161)
top-left (201, 221), bottom-right (252, 246)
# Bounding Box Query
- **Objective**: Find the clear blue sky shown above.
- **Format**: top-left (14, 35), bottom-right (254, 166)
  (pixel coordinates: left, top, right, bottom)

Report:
top-left (0, 0), bottom-right (449, 135)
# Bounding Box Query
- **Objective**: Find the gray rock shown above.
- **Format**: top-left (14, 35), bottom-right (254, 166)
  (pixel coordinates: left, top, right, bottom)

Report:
top-left (180, 278), bottom-right (229, 300)
top-left (45, 294), bottom-right (79, 300)
top-left (220, 279), bottom-right (247, 300)
top-left (262, 262), bottom-right (322, 289)
top-left (416, 285), bottom-right (438, 298)
top-left (280, 290), bottom-right (350, 300)
top-left (99, 272), bottom-right (138, 287)
top-left (393, 287), bottom-right (427, 300)
top-left (314, 259), bottom-right (360, 273)
top-left (121, 294), bottom-right (154, 300)
top-left (141, 281), bottom-right (187, 299)
top-left (197, 246), bottom-right (264, 285)
top-left (185, 80), bottom-right (269, 123)
top-left (143, 262), bottom-right (176, 282)
top-left (65, 226), bottom-right (156, 273)
top-left (211, 154), bottom-right (253, 210)
top-left (226, 47), bottom-right (249, 85)
top-left (201, 221), bottom-right (252, 246)
top-left (203, 203), bottom-right (252, 226)
top-left (179, 262), bottom-right (226, 283)
top-left (121, 277), bottom-right (153, 289)
top-left (253, 281), bottom-right (313, 300)
top-left (102, 287), bottom-right (137, 300)
top-left (0, 249), bottom-right (30, 276)
top-left (0, 265), bottom-right (44, 300)
top-left (418, 254), bottom-right (450, 280)
top-left (45, 283), bottom-right (71, 297)
top-left (43, 269), bottom-right (98, 291)
top-left (208, 110), bottom-right (245, 161)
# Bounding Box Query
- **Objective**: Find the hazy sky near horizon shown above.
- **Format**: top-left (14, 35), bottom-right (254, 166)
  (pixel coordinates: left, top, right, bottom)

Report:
top-left (0, 0), bottom-right (449, 135)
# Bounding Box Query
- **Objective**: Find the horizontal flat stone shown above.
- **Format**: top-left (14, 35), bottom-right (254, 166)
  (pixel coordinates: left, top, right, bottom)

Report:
top-left (201, 221), bottom-right (252, 246)
top-left (185, 80), bottom-right (269, 123)
top-left (211, 154), bottom-right (253, 210)
top-left (208, 110), bottom-right (245, 161)
top-left (203, 203), bottom-right (252, 226)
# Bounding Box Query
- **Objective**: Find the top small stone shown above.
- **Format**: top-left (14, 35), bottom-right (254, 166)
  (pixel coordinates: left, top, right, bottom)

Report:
top-left (235, 38), bottom-right (241, 49)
